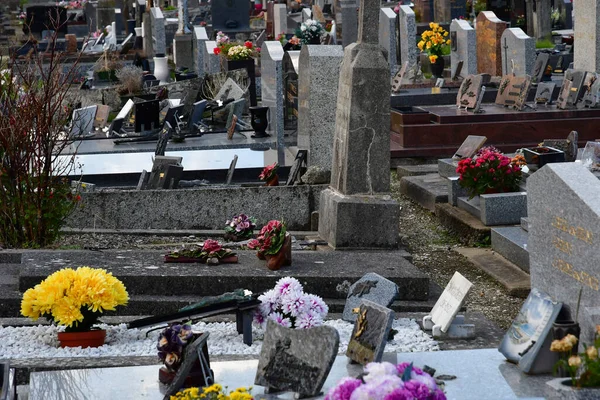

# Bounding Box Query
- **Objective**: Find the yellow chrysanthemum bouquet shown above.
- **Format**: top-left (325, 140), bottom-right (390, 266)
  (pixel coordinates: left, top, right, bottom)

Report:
top-left (171, 384), bottom-right (253, 400)
top-left (418, 22), bottom-right (451, 64)
top-left (21, 267), bottom-right (129, 332)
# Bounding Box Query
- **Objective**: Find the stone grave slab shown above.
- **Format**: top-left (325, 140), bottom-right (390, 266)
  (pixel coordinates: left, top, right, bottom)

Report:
top-left (498, 288), bottom-right (562, 374)
top-left (346, 299), bottom-right (394, 365)
top-left (476, 11), bottom-right (507, 76)
top-left (424, 271), bottom-right (472, 333)
top-left (453, 135), bottom-right (487, 159)
top-left (255, 320), bottom-right (339, 398)
top-left (450, 19), bottom-right (476, 78)
top-left (500, 28), bottom-right (535, 77)
top-left (533, 82), bottom-right (555, 104)
top-left (93, 105), bottom-right (110, 128)
top-left (342, 272), bottom-right (399, 322)
top-left (532, 53), bottom-right (550, 84)
top-left (528, 163), bottom-right (600, 345)
top-left (456, 74), bottom-right (483, 108)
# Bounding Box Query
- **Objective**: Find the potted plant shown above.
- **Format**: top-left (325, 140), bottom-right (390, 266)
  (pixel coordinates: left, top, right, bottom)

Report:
top-left (418, 22), bottom-right (451, 79)
top-left (259, 162), bottom-right (279, 186)
top-left (522, 146), bottom-right (566, 170)
top-left (224, 213), bottom-right (257, 242)
top-left (171, 384), bottom-right (253, 400)
top-left (277, 32), bottom-right (301, 51)
top-left (456, 146), bottom-right (523, 199)
top-left (248, 220), bottom-right (291, 271)
top-left (296, 19), bottom-right (324, 45)
top-left (253, 277), bottom-right (328, 329)
top-left (547, 327), bottom-right (600, 398)
top-left (94, 51), bottom-right (122, 82)
top-left (20, 266), bottom-right (129, 348)
top-left (325, 361), bottom-right (446, 400)
top-left (164, 240), bottom-right (238, 264)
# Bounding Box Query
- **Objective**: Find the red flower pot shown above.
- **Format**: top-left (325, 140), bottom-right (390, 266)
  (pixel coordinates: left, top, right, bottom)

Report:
top-left (265, 234), bottom-right (292, 270)
top-left (58, 329), bottom-right (106, 348)
top-left (266, 174), bottom-right (279, 186)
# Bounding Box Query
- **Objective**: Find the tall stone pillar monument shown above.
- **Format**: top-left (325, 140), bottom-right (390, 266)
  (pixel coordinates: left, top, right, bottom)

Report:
top-left (318, 0), bottom-right (399, 249)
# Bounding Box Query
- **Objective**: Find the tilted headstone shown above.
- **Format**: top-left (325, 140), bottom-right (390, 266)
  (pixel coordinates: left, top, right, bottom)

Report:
top-left (581, 75), bottom-right (600, 108)
top-left (453, 135), bottom-right (487, 159)
top-left (500, 28), bottom-right (535, 76)
top-left (147, 155), bottom-right (183, 190)
top-left (193, 26), bottom-right (209, 77)
top-left (155, 122), bottom-right (172, 156)
top-left (573, 0), bottom-right (600, 72)
top-left (151, 7), bottom-right (166, 56)
top-left (456, 74), bottom-right (483, 109)
top-left (498, 288), bottom-right (563, 374)
top-left (422, 271), bottom-right (474, 338)
top-left (379, 8), bottom-right (398, 78)
top-left (556, 79), bottom-right (573, 110)
top-left (261, 41), bottom-right (286, 165)
top-left (534, 82), bottom-right (556, 105)
top-left (70, 106), bottom-right (97, 138)
top-left (93, 105), bottom-right (110, 128)
top-left (505, 75), bottom-right (532, 111)
top-left (255, 320), bottom-right (339, 398)
top-left (450, 19), bottom-right (477, 78)
top-left (531, 53), bottom-right (550, 84)
top-left (391, 61), bottom-right (409, 93)
top-left (225, 155), bottom-right (238, 185)
top-left (398, 5), bottom-right (417, 68)
top-left (340, 0), bottom-right (358, 47)
top-left (159, 164), bottom-right (184, 189)
top-left (566, 70), bottom-right (586, 107)
top-left (342, 273), bottom-right (399, 322)
top-left (528, 163), bottom-right (600, 345)
top-left (297, 45), bottom-right (344, 172)
top-left (346, 299), bottom-right (394, 365)
top-left (164, 333), bottom-right (213, 397)
top-left (476, 11), bottom-right (507, 76)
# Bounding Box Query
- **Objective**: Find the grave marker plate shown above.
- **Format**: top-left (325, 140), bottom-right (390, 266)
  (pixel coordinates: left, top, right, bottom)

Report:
top-left (286, 150), bottom-right (308, 186)
top-left (429, 271), bottom-right (472, 333)
top-left (456, 74), bottom-right (483, 108)
top-left (453, 135), bottom-right (487, 159)
top-left (94, 105), bottom-right (110, 128)
top-left (147, 155), bottom-right (183, 190)
top-left (532, 53), bottom-right (550, 84)
top-left (509, 75), bottom-right (532, 111)
top-left (543, 130), bottom-right (579, 162)
top-left (342, 272), bottom-right (399, 322)
top-left (346, 299), bottom-right (394, 365)
top-left (215, 78), bottom-right (245, 102)
top-left (557, 79), bottom-right (573, 109)
top-left (164, 332), bottom-right (213, 398)
top-left (534, 82), bottom-right (556, 104)
top-left (391, 61), bottom-right (409, 93)
top-left (155, 122), bottom-right (172, 156)
top-left (495, 74), bottom-right (513, 106)
top-left (566, 70), bottom-right (586, 107)
top-left (225, 155), bottom-right (238, 185)
top-left (255, 320), bottom-right (339, 398)
top-left (582, 75), bottom-right (600, 108)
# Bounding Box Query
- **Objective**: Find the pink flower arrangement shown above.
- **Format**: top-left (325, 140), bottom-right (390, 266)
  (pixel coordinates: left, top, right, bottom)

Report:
top-left (201, 239), bottom-right (223, 256)
top-left (248, 220), bottom-right (286, 256)
top-left (259, 162), bottom-right (279, 182)
top-left (326, 362), bottom-right (446, 400)
top-left (254, 277), bottom-right (328, 329)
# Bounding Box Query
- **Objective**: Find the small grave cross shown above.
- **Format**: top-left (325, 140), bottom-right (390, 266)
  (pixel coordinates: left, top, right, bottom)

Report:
top-left (502, 37), bottom-right (509, 75)
top-left (357, 0), bottom-right (378, 44)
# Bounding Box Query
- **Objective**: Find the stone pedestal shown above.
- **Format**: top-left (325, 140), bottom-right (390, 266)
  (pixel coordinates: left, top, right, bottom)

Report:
top-left (173, 34), bottom-right (193, 70)
top-left (574, 0), bottom-right (600, 72)
top-left (193, 26), bottom-right (209, 76)
top-left (450, 19), bottom-right (477, 77)
top-left (340, 0), bottom-right (358, 47)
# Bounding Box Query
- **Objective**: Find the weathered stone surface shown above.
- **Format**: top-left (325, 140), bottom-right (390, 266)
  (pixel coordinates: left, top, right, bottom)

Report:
top-left (346, 299), bottom-right (394, 365)
top-left (193, 26), bottom-right (209, 76)
top-left (255, 320), bottom-right (339, 397)
top-left (480, 192), bottom-right (528, 226)
top-left (297, 45), bottom-right (344, 172)
top-left (379, 8), bottom-right (398, 77)
top-left (173, 33), bottom-right (193, 70)
top-left (491, 226), bottom-right (530, 272)
top-left (575, 2), bottom-right (600, 74)
top-left (529, 163), bottom-right (600, 347)
top-left (261, 41), bottom-right (285, 164)
top-left (476, 11), bottom-right (507, 76)
top-left (142, 12), bottom-right (153, 57)
top-left (501, 28), bottom-right (535, 76)
top-left (342, 272), bottom-right (399, 322)
top-left (204, 41), bottom-right (221, 74)
top-left (151, 7), bottom-right (166, 56)
top-left (340, 0), bottom-right (358, 47)
top-left (450, 19), bottom-right (476, 77)
top-left (301, 166), bottom-right (331, 185)
top-left (399, 174), bottom-right (449, 213)
top-left (398, 5), bottom-right (417, 67)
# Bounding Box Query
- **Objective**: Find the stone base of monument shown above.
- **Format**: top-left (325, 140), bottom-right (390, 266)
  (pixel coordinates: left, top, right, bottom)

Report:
top-left (399, 174), bottom-right (449, 212)
top-left (318, 188), bottom-right (399, 249)
top-left (423, 315), bottom-right (476, 340)
top-left (173, 34), bottom-right (194, 71)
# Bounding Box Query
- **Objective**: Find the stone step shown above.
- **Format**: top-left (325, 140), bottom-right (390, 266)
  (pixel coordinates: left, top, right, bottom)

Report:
top-left (491, 227), bottom-right (530, 273)
top-left (521, 217), bottom-right (529, 232)
top-left (16, 249), bottom-right (430, 300)
top-left (435, 203), bottom-right (490, 246)
top-left (455, 247), bottom-right (530, 298)
top-left (396, 164), bottom-right (438, 179)
top-left (400, 174), bottom-right (448, 212)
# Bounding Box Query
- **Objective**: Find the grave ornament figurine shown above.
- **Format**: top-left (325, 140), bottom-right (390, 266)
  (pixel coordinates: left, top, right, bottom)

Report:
top-left (104, 25), bottom-right (117, 50)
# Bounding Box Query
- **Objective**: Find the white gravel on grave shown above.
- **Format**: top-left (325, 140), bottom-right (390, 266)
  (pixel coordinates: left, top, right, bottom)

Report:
top-left (0, 318), bottom-right (439, 360)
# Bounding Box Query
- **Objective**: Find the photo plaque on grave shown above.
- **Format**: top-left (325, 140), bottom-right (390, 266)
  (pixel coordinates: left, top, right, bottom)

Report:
top-left (342, 272), bottom-right (399, 322)
top-left (534, 82), bottom-right (556, 105)
top-left (346, 300), bottom-right (394, 365)
top-left (453, 135), bottom-right (487, 159)
top-left (456, 74), bottom-right (483, 109)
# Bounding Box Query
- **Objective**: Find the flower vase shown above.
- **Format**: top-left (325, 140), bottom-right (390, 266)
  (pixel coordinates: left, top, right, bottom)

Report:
top-left (57, 329), bottom-right (106, 348)
top-left (547, 378), bottom-right (600, 400)
top-left (265, 233), bottom-right (292, 271)
top-left (553, 320), bottom-right (581, 356)
top-left (430, 56), bottom-right (445, 79)
top-left (153, 56), bottom-right (169, 84)
top-left (266, 174), bottom-right (279, 186)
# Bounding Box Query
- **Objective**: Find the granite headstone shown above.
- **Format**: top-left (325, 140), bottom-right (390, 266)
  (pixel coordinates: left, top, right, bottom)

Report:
top-left (450, 19), bottom-right (477, 78)
top-left (476, 11), bottom-right (507, 76)
top-left (346, 299), bottom-right (394, 365)
top-left (379, 7), bottom-right (398, 77)
top-left (151, 7), bottom-right (166, 56)
top-left (193, 26), bottom-right (209, 77)
top-left (500, 28), bottom-right (535, 76)
top-left (261, 41), bottom-right (286, 165)
top-left (342, 273), bottom-right (399, 322)
top-left (398, 5), bottom-right (417, 67)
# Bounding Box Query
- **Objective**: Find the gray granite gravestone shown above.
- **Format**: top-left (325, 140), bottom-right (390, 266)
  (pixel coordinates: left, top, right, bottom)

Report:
top-left (143, 12), bottom-right (153, 57)
top-left (261, 41), bottom-right (286, 165)
top-left (574, 0), bottom-right (600, 72)
top-left (319, 0), bottom-right (399, 249)
top-left (297, 45), bottom-right (344, 173)
top-left (528, 163), bottom-right (600, 345)
top-left (193, 26), bottom-right (209, 76)
top-left (70, 106), bottom-right (97, 138)
top-left (255, 320), bottom-right (339, 398)
top-left (501, 28), bottom-right (535, 76)
top-left (273, 4), bottom-right (287, 37)
top-left (398, 5), bottom-right (417, 68)
top-left (340, 0), bottom-right (358, 47)
top-left (204, 41), bottom-right (221, 74)
top-left (379, 7), bottom-right (398, 78)
top-left (342, 273), bottom-right (399, 322)
top-left (450, 19), bottom-right (477, 77)
top-left (346, 299), bottom-right (394, 365)
top-left (173, 34), bottom-right (193, 70)
top-left (151, 7), bottom-right (166, 56)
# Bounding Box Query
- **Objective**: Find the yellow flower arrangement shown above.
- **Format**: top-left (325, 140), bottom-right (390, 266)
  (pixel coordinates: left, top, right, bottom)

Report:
top-left (170, 385), bottom-right (253, 400)
top-left (418, 22), bottom-right (451, 61)
top-left (21, 267), bottom-right (128, 332)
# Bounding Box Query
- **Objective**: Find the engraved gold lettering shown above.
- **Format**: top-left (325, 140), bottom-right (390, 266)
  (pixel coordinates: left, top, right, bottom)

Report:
top-left (552, 258), bottom-right (599, 291)
top-left (552, 216), bottom-right (593, 244)
top-left (553, 236), bottom-right (573, 255)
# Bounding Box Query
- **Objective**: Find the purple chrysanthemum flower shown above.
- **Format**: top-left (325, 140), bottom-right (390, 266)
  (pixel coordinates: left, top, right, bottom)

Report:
top-left (305, 293), bottom-right (329, 317)
top-left (404, 381), bottom-right (431, 400)
top-left (281, 291), bottom-right (310, 317)
top-left (268, 311), bottom-right (292, 328)
top-left (325, 378), bottom-right (362, 400)
top-left (274, 277), bottom-right (303, 297)
top-left (253, 309), bottom-right (266, 328)
top-left (364, 362), bottom-right (399, 382)
top-left (383, 388), bottom-right (414, 400)
top-left (258, 289), bottom-right (279, 315)
top-left (296, 310), bottom-right (324, 329)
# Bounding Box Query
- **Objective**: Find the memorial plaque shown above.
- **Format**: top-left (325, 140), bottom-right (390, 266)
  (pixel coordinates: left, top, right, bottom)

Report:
top-left (70, 105), bottom-right (97, 138)
top-left (543, 130), bottom-right (579, 162)
top-left (215, 78), bottom-right (245, 102)
top-left (255, 320), bottom-right (339, 398)
top-left (391, 61), bottom-right (409, 93)
top-left (164, 333), bottom-right (213, 398)
top-left (429, 271), bottom-right (472, 333)
top-left (580, 141), bottom-right (600, 171)
top-left (155, 122), bottom-right (172, 156)
top-left (582, 76), bottom-right (600, 108)
top-left (495, 74), bottom-right (513, 106)
top-left (534, 82), bottom-right (556, 104)
top-left (342, 273), bottom-right (399, 322)
top-left (578, 72), bottom-right (597, 108)
top-left (557, 79), bottom-right (573, 110)
top-left (147, 155), bottom-right (183, 190)
top-left (456, 74), bottom-right (483, 108)
top-left (453, 135), bottom-right (487, 159)
top-left (566, 70), bottom-right (586, 107)
top-left (94, 105), bottom-right (110, 128)
top-left (498, 289), bottom-right (562, 374)
top-left (532, 53), bottom-right (550, 84)
top-left (510, 75), bottom-right (532, 111)
top-left (286, 149), bottom-right (307, 186)
top-left (346, 300), bottom-right (394, 365)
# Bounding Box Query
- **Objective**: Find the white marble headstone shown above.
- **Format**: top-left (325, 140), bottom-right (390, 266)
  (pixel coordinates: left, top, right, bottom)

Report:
top-left (429, 271), bottom-right (472, 333)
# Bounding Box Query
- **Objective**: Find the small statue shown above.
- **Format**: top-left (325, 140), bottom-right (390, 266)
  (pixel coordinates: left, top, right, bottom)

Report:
top-left (103, 25), bottom-right (117, 50)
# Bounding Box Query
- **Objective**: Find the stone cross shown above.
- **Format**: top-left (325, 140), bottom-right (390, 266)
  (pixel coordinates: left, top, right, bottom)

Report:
top-left (357, 0), bottom-right (378, 44)
top-left (177, 0), bottom-right (191, 34)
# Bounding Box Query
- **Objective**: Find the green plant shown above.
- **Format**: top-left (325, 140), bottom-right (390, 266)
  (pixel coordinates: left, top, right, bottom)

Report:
top-left (536, 37), bottom-right (554, 49)
top-left (474, 0), bottom-right (487, 15)
top-left (163, 5), bottom-right (176, 11)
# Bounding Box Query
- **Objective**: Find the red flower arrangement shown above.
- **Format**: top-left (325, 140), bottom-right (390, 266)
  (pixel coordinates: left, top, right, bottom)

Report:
top-left (259, 162), bottom-right (279, 182)
top-left (213, 47), bottom-right (221, 55)
top-left (456, 146), bottom-right (523, 199)
top-left (164, 240), bottom-right (237, 264)
top-left (248, 220), bottom-right (287, 257)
